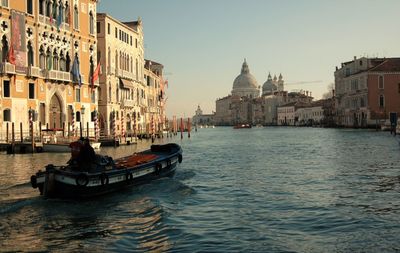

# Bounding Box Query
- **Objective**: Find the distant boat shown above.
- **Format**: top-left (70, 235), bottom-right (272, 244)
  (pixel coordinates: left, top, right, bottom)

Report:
top-left (233, 124), bottom-right (252, 129)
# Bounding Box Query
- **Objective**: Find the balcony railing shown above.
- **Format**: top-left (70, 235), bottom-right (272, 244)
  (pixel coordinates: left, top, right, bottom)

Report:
top-left (27, 66), bottom-right (40, 78)
top-left (121, 99), bottom-right (136, 108)
top-left (0, 62), bottom-right (16, 75)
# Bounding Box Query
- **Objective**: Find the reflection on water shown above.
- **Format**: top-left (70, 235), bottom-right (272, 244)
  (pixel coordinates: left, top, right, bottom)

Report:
top-left (1, 128), bottom-right (400, 252)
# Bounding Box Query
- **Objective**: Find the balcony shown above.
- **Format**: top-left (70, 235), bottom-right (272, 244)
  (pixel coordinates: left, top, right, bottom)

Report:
top-left (121, 99), bottom-right (136, 108)
top-left (0, 62), bottom-right (16, 75)
top-left (41, 69), bottom-right (72, 82)
top-left (27, 66), bottom-right (41, 78)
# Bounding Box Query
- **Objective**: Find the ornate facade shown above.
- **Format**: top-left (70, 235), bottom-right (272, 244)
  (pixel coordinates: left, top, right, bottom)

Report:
top-left (0, 0), bottom-right (98, 139)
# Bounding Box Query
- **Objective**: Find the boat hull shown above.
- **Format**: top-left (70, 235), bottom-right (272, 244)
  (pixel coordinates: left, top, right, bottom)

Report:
top-left (31, 143), bottom-right (182, 199)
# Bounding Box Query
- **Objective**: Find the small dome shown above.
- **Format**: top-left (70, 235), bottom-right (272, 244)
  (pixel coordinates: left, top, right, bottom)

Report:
top-left (262, 80), bottom-right (277, 95)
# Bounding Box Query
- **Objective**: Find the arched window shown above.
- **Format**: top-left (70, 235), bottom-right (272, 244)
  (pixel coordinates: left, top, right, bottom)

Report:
top-left (66, 52), bottom-right (71, 72)
top-left (3, 109), bottom-right (11, 122)
top-left (46, 47), bottom-right (52, 70)
top-left (89, 11), bottom-right (94, 34)
top-left (89, 56), bottom-right (94, 83)
top-left (46, 0), bottom-right (51, 17)
top-left (108, 82), bottom-right (112, 101)
top-left (130, 58), bottom-right (133, 73)
top-left (65, 1), bottom-right (69, 24)
top-left (74, 5), bottom-right (79, 30)
top-left (379, 95), bottom-right (385, 108)
top-left (53, 49), bottom-right (59, 70)
top-left (1, 35), bottom-right (8, 63)
top-left (59, 50), bottom-right (66, 71)
top-left (27, 41), bottom-right (34, 66)
top-left (39, 46), bottom-right (45, 69)
top-left (116, 87), bottom-right (119, 101)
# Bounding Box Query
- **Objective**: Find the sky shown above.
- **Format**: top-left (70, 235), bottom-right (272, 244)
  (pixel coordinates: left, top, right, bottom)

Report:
top-left (98, 0), bottom-right (400, 118)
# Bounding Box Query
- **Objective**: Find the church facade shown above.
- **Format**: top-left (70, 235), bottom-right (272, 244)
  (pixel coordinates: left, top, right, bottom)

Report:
top-left (214, 59), bottom-right (293, 126)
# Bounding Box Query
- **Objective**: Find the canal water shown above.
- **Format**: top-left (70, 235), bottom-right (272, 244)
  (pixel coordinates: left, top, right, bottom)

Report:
top-left (0, 127), bottom-right (399, 252)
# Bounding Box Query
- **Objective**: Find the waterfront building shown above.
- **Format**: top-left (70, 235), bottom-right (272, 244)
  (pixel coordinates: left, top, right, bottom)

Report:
top-left (335, 56), bottom-right (400, 127)
top-left (192, 105), bottom-right (215, 126)
top-left (295, 100), bottom-right (324, 126)
top-left (96, 13), bottom-right (145, 137)
top-left (215, 95), bottom-right (232, 125)
top-left (0, 0), bottom-right (98, 139)
top-left (144, 59), bottom-right (166, 135)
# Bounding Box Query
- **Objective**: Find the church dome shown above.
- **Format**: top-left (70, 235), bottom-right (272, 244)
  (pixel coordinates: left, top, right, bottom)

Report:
top-left (262, 73), bottom-right (277, 95)
top-left (232, 59), bottom-right (259, 98)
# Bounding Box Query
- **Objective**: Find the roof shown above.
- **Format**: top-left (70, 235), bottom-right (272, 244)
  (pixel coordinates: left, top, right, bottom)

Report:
top-left (368, 58), bottom-right (400, 72)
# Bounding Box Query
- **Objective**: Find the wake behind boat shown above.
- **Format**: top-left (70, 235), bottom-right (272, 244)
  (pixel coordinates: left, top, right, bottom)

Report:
top-left (30, 143), bottom-right (183, 199)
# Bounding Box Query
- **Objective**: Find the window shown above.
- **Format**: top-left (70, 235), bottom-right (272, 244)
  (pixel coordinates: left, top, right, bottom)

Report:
top-left (75, 88), bottom-right (81, 102)
top-left (115, 28), bottom-right (117, 38)
top-left (2, 35), bottom-right (8, 62)
top-left (27, 0), bottom-right (33, 14)
top-left (29, 83), bottom-right (35, 99)
top-left (39, 0), bottom-right (44, 15)
top-left (76, 111), bottom-right (81, 122)
top-left (379, 95), bottom-right (385, 108)
top-left (1, 0), bottom-right (8, 8)
top-left (345, 68), bottom-right (350, 77)
top-left (107, 23), bottom-right (110, 34)
top-left (74, 5), bottom-right (79, 30)
top-left (96, 21), bottom-right (100, 34)
top-left (89, 11), bottom-right (94, 34)
top-left (3, 80), bottom-right (10, 97)
top-left (135, 38), bottom-right (138, 48)
top-left (91, 90), bottom-right (95, 103)
top-left (3, 109), bottom-right (11, 122)
top-left (39, 46), bottom-right (45, 69)
top-left (378, 76), bottom-right (384, 89)
top-left (359, 60), bottom-right (362, 66)
top-left (27, 41), bottom-right (34, 66)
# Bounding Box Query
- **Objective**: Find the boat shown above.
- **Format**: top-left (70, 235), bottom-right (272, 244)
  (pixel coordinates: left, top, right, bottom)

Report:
top-left (233, 123), bottom-right (252, 129)
top-left (30, 143), bottom-right (183, 199)
top-left (42, 141), bottom-right (101, 152)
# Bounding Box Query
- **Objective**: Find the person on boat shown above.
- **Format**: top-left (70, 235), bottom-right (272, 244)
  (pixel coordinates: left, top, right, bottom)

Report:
top-left (68, 137), bottom-right (85, 166)
top-left (76, 138), bottom-right (96, 170)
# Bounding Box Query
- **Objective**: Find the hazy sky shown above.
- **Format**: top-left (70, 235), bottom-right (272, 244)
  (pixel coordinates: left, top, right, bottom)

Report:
top-left (98, 0), bottom-right (400, 118)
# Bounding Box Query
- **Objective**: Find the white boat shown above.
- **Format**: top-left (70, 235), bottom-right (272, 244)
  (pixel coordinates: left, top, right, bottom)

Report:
top-left (43, 142), bottom-right (101, 153)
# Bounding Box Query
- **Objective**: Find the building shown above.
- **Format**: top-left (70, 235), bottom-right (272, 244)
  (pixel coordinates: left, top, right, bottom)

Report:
top-left (96, 13), bottom-right (145, 137)
top-left (192, 105), bottom-right (215, 126)
top-left (214, 59), bottom-right (315, 126)
top-left (144, 59), bottom-right (166, 135)
top-left (0, 0), bottom-right (98, 139)
top-left (335, 56), bottom-right (400, 127)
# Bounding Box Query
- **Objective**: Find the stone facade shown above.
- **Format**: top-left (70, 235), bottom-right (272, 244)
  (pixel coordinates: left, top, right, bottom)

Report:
top-left (0, 0), bottom-right (98, 140)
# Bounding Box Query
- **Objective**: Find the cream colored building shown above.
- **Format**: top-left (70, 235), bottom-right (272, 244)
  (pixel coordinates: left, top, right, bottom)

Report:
top-left (144, 59), bottom-right (166, 136)
top-left (0, 0), bottom-right (98, 140)
top-left (96, 13), bottom-right (145, 137)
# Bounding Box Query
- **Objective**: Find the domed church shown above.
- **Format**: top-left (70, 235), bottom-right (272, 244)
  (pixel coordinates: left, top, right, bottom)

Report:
top-left (231, 59), bottom-right (260, 98)
top-left (262, 73), bottom-right (284, 95)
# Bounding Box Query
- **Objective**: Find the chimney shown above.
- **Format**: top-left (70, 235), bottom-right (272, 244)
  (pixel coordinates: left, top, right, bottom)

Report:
top-left (332, 89), bottom-right (335, 98)
top-left (354, 56), bottom-right (357, 60)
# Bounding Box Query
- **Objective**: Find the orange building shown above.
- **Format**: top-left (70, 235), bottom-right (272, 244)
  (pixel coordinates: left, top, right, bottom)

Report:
top-left (335, 57), bottom-right (400, 127)
top-left (0, 0), bottom-right (98, 139)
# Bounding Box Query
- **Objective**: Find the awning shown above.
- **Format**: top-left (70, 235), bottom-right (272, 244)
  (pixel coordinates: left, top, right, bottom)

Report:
top-left (120, 78), bottom-right (135, 89)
